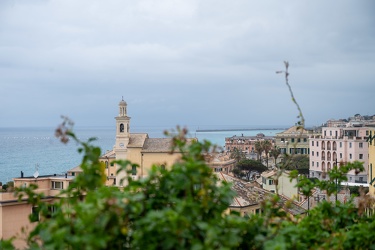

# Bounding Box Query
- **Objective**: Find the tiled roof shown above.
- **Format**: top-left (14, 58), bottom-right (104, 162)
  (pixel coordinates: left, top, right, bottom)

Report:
top-left (128, 133), bottom-right (148, 148)
top-left (141, 138), bottom-right (175, 153)
top-left (277, 126), bottom-right (312, 135)
top-left (217, 172), bottom-right (306, 215)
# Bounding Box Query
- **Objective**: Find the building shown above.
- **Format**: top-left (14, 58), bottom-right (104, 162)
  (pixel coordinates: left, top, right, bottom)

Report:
top-left (216, 172), bottom-right (306, 218)
top-left (260, 170), bottom-right (299, 199)
top-left (0, 174), bottom-right (74, 249)
top-left (69, 99), bottom-right (195, 186)
top-left (367, 128), bottom-right (375, 196)
top-left (309, 126), bottom-right (369, 183)
top-left (225, 133), bottom-right (274, 160)
top-left (205, 153), bottom-right (236, 175)
top-left (275, 126), bottom-right (316, 155)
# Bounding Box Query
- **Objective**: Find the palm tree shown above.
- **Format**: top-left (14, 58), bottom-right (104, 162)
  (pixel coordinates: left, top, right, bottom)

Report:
top-left (262, 140), bottom-right (272, 168)
top-left (230, 148), bottom-right (246, 163)
top-left (269, 146), bottom-right (281, 169)
top-left (254, 141), bottom-right (263, 163)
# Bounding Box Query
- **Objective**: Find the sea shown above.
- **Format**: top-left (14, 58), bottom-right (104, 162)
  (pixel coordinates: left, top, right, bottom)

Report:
top-left (0, 126), bottom-right (285, 184)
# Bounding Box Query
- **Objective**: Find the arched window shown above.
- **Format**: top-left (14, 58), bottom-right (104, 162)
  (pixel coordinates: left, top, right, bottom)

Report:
top-left (321, 141), bottom-right (325, 150)
top-left (327, 151), bottom-right (331, 161)
top-left (322, 162), bottom-right (326, 172)
top-left (322, 151), bottom-right (325, 161)
top-left (327, 162), bottom-right (331, 171)
top-left (327, 141), bottom-right (331, 150)
top-left (333, 141), bottom-right (337, 150)
top-left (333, 152), bottom-right (337, 161)
top-left (120, 123), bottom-right (124, 132)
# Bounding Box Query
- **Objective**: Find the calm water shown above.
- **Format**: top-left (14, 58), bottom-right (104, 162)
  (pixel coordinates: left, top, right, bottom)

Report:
top-left (0, 126), bottom-right (283, 184)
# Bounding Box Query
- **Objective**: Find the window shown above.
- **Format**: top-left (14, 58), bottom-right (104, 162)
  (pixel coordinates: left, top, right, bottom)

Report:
top-left (46, 205), bottom-right (57, 218)
top-left (359, 154), bottom-right (363, 160)
top-left (317, 152), bottom-right (319, 157)
top-left (291, 138), bottom-right (295, 143)
top-left (350, 154), bottom-right (352, 159)
top-left (52, 181), bottom-right (63, 190)
top-left (281, 138), bottom-right (285, 142)
top-left (31, 206), bottom-right (39, 222)
top-left (298, 138), bottom-right (301, 143)
top-left (304, 138), bottom-right (307, 142)
top-left (312, 141), bottom-right (314, 146)
top-left (317, 162), bottom-right (319, 167)
top-left (312, 151), bottom-right (314, 156)
top-left (340, 142), bottom-right (342, 148)
top-left (359, 142), bottom-right (363, 148)
top-left (131, 165), bottom-right (137, 176)
top-left (349, 142), bottom-right (352, 148)
top-left (317, 142), bottom-right (319, 147)
top-left (340, 153), bottom-right (342, 159)
top-left (269, 179), bottom-right (274, 185)
top-left (312, 161), bottom-right (314, 166)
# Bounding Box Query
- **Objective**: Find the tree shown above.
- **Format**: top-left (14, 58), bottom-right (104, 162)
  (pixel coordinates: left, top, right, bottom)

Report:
top-left (282, 154), bottom-right (309, 173)
top-left (229, 147), bottom-right (246, 163)
top-left (269, 146), bottom-right (281, 168)
top-left (262, 140), bottom-right (272, 168)
top-left (254, 141), bottom-right (263, 162)
top-left (233, 159), bottom-right (268, 181)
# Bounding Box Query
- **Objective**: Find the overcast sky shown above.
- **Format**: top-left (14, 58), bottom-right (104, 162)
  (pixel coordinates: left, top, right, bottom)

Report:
top-left (1, 0), bottom-right (374, 131)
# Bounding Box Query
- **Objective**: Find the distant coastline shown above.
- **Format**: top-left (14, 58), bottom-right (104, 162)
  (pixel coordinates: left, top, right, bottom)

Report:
top-left (196, 127), bottom-right (288, 132)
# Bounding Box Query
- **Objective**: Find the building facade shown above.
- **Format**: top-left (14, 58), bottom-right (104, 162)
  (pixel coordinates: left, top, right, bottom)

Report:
top-left (368, 128), bottom-right (375, 196)
top-left (225, 133), bottom-right (274, 160)
top-left (309, 126), bottom-right (369, 183)
top-left (274, 126), bottom-right (316, 155)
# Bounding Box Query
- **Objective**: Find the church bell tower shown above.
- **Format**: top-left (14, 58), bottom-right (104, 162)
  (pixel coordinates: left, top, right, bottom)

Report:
top-left (115, 97), bottom-right (130, 156)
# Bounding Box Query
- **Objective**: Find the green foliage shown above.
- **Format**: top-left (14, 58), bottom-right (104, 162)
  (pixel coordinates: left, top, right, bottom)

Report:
top-left (232, 159), bottom-right (268, 181)
top-left (229, 147), bottom-right (246, 163)
top-left (281, 154), bottom-right (310, 174)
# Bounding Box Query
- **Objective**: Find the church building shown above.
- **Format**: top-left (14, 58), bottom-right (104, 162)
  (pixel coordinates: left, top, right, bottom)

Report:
top-left (69, 99), bottom-right (191, 186)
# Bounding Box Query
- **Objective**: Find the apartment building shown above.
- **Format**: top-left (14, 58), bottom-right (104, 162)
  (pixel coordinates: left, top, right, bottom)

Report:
top-left (309, 126), bottom-right (369, 183)
top-left (274, 126), bottom-right (317, 155)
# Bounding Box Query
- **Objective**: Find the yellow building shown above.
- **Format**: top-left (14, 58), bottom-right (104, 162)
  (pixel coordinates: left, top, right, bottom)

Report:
top-left (368, 128), bottom-right (375, 196)
top-left (69, 99), bottom-right (194, 186)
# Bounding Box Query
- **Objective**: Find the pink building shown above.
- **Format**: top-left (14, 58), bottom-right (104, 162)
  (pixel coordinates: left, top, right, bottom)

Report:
top-left (309, 126), bottom-right (369, 183)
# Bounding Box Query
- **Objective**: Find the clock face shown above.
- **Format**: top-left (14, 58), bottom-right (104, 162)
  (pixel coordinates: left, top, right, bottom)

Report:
top-left (119, 143), bottom-right (124, 148)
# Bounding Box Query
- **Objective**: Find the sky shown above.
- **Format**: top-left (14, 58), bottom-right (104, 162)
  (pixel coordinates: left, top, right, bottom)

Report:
top-left (1, 0), bottom-right (374, 131)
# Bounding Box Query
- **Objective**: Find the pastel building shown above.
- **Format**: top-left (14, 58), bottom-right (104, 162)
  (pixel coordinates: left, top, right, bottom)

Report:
top-left (309, 126), bottom-right (369, 183)
top-left (0, 174), bottom-right (74, 249)
top-left (275, 126), bottom-right (316, 155)
top-left (367, 128), bottom-right (375, 196)
top-left (69, 99), bottom-right (195, 186)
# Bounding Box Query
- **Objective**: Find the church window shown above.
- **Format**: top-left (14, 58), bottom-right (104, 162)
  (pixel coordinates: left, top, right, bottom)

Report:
top-left (120, 124), bottom-right (124, 132)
